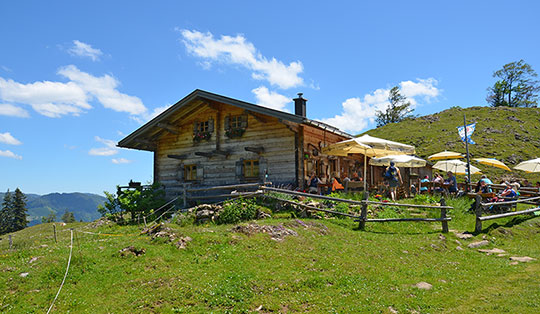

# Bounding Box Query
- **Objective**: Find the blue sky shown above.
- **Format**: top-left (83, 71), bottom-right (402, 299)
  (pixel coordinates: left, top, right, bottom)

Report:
top-left (1, 1), bottom-right (539, 195)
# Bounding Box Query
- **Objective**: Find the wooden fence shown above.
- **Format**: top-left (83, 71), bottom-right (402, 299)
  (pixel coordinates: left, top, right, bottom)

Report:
top-left (260, 186), bottom-right (452, 232)
top-left (473, 194), bottom-right (540, 232)
top-left (173, 182), bottom-right (266, 207)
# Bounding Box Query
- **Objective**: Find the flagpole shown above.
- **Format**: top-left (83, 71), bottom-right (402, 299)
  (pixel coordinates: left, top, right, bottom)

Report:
top-left (463, 114), bottom-right (471, 192)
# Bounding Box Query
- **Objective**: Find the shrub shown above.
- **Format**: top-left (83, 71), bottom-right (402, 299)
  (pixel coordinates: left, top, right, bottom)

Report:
top-left (215, 198), bottom-right (258, 225)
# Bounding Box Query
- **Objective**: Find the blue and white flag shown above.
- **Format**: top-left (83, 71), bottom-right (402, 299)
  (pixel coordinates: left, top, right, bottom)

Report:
top-left (457, 123), bottom-right (476, 144)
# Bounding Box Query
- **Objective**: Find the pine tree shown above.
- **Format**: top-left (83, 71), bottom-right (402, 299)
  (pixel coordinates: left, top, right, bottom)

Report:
top-left (61, 210), bottom-right (76, 223)
top-left (12, 188), bottom-right (28, 232)
top-left (1, 190), bottom-right (14, 235)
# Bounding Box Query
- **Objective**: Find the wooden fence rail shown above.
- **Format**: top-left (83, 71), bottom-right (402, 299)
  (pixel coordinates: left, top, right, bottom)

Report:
top-left (474, 194), bottom-right (540, 233)
top-left (260, 186), bottom-right (451, 232)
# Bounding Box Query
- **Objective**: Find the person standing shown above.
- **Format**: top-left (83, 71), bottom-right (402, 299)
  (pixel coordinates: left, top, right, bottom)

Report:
top-left (446, 171), bottom-right (458, 194)
top-left (385, 162), bottom-right (403, 201)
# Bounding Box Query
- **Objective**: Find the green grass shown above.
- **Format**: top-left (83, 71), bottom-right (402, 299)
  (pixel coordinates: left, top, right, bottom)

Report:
top-left (1, 198), bottom-right (540, 313)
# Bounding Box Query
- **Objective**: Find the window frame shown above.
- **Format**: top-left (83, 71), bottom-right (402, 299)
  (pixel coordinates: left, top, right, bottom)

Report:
top-left (184, 164), bottom-right (197, 181)
top-left (243, 159), bottom-right (259, 178)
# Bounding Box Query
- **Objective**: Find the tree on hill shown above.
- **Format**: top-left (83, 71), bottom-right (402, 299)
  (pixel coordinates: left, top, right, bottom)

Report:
top-left (42, 211), bottom-right (56, 223)
top-left (12, 188), bottom-right (28, 232)
top-left (487, 60), bottom-right (540, 107)
top-left (375, 86), bottom-right (414, 127)
top-left (0, 190), bottom-right (14, 235)
top-left (61, 210), bottom-right (76, 223)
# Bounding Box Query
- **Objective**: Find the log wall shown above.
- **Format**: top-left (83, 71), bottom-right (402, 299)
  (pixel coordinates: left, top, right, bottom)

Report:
top-left (154, 103), bottom-right (296, 196)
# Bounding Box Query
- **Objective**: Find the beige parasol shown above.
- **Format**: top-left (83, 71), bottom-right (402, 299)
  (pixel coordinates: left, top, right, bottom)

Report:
top-left (514, 158), bottom-right (540, 173)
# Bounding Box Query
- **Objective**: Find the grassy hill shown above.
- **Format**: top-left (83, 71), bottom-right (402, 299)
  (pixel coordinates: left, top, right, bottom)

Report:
top-left (366, 106), bottom-right (540, 182)
top-left (1, 195), bottom-right (539, 313)
top-left (0, 192), bottom-right (105, 225)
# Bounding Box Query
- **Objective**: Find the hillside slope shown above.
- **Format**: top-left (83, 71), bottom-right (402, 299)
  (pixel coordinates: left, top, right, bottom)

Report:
top-left (0, 192), bottom-right (105, 225)
top-left (366, 106), bottom-right (540, 181)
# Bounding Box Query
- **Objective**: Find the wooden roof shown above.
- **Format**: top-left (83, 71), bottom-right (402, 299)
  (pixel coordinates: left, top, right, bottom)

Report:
top-left (118, 89), bottom-right (352, 151)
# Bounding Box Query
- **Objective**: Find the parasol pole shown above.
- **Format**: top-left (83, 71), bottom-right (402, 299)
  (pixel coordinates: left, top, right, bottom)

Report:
top-left (363, 153), bottom-right (367, 191)
top-left (463, 115), bottom-right (471, 192)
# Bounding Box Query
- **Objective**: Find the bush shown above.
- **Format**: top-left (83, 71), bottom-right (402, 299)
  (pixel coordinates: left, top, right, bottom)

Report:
top-left (98, 182), bottom-right (166, 223)
top-left (215, 198), bottom-right (258, 225)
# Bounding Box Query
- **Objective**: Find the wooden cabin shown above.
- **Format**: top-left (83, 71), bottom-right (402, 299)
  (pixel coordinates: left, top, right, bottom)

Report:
top-left (118, 89), bottom-right (354, 198)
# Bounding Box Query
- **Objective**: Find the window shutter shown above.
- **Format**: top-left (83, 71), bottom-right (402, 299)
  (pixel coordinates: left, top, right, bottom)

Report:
top-left (196, 164), bottom-right (204, 181)
top-left (241, 113), bottom-right (248, 129)
top-left (208, 118), bottom-right (214, 133)
top-left (193, 121), bottom-right (198, 135)
top-left (177, 163), bottom-right (184, 181)
top-left (258, 158), bottom-right (268, 182)
top-left (235, 159), bottom-right (244, 179)
top-left (224, 115), bottom-right (230, 131)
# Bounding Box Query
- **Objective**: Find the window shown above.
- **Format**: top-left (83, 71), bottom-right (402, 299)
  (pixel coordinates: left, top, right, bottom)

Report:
top-left (243, 160), bottom-right (259, 178)
top-left (184, 164), bottom-right (197, 181)
top-left (230, 115), bottom-right (242, 129)
top-left (196, 120), bottom-right (209, 133)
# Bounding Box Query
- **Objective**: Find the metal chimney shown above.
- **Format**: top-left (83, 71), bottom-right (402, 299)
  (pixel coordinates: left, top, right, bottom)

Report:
top-left (293, 93), bottom-right (307, 117)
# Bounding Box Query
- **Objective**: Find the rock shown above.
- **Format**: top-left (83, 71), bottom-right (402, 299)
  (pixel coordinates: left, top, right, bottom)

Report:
top-left (456, 246), bottom-right (464, 251)
top-left (196, 209), bottom-right (214, 219)
top-left (438, 234), bottom-right (446, 241)
top-left (509, 261), bottom-right (519, 265)
top-left (415, 282), bottom-right (432, 290)
top-left (467, 240), bottom-right (489, 248)
top-left (497, 253), bottom-right (507, 257)
top-left (455, 240), bottom-right (462, 246)
top-left (119, 246), bottom-right (146, 257)
top-left (39, 244), bottom-right (48, 248)
top-left (510, 256), bottom-right (536, 263)
top-left (388, 306), bottom-right (398, 313)
top-left (28, 257), bottom-right (39, 264)
top-left (19, 272), bottom-right (29, 278)
top-left (257, 210), bottom-right (271, 219)
top-left (478, 248), bottom-right (506, 255)
top-left (175, 236), bottom-right (192, 249)
top-left (402, 250), bottom-right (409, 254)
top-left (455, 233), bottom-right (473, 240)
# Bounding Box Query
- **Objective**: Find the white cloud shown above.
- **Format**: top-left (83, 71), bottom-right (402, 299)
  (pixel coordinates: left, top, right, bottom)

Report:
top-left (180, 29), bottom-right (304, 89)
top-left (89, 136), bottom-right (118, 156)
top-left (68, 40), bottom-right (103, 61)
top-left (0, 150), bottom-right (22, 160)
top-left (58, 65), bottom-right (147, 115)
top-left (112, 158), bottom-right (132, 164)
top-left (321, 78), bottom-right (440, 134)
top-left (0, 65), bottom-right (147, 118)
top-left (0, 103), bottom-right (29, 117)
top-left (0, 132), bottom-right (22, 145)
top-left (251, 86), bottom-right (291, 112)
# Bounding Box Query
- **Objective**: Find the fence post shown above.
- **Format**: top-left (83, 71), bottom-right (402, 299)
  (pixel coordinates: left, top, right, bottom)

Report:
top-left (9, 234), bottom-right (12, 249)
top-left (474, 194), bottom-right (483, 233)
top-left (359, 191), bottom-right (369, 230)
top-left (440, 198), bottom-right (448, 233)
top-left (182, 183), bottom-right (187, 208)
top-left (53, 224), bottom-right (57, 243)
top-left (143, 216), bottom-right (147, 228)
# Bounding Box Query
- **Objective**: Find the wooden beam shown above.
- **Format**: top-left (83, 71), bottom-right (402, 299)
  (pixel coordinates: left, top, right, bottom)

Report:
top-left (157, 122), bottom-right (179, 135)
top-left (167, 154), bottom-right (188, 160)
top-left (245, 110), bottom-right (269, 123)
top-left (279, 119), bottom-right (299, 133)
top-left (195, 151), bottom-right (214, 158)
top-left (133, 138), bottom-right (156, 149)
top-left (194, 150), bottom-right (229, 158)
top-left (244, 146), bottom-right (265, 154)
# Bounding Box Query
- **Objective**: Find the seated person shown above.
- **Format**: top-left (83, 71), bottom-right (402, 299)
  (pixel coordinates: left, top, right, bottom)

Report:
top-left (495, 181), bottom-right (517, 201)
top-left (445, 171), bottom-right (458, 193)
top-left (351, 172), bottom-right (362, 181)
top-left (432, 173), bottom-right (444, 193)
top-left (478, 180), bottom-right (492, 194)
top-left (307, 172), bottom-right (320, 194)
top-left (522, 179), bottom-right (532, 187)
top-left (420, 175), bottom-right (430, 193)
top-left (331, 174), bottom-right (344, 192)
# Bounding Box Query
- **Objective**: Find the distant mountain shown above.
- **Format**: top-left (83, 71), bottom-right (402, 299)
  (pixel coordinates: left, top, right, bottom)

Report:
top-left (0, 192), bottom-right (106, 226)
top-left (365, 106), bottom-right (540, 182)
